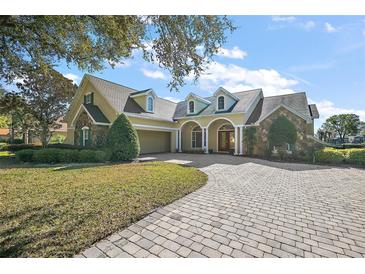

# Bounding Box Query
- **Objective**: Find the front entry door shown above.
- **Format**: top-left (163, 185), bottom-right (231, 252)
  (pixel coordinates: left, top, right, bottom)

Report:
top-left (218, 131), bottom-right (234, 152)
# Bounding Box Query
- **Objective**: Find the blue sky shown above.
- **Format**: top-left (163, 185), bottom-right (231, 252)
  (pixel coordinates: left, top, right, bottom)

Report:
top-left (7, 16), bottom-right (365, 130)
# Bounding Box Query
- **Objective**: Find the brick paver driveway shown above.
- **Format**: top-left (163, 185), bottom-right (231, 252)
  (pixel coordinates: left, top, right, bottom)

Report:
top-left (78, 153), bottom-right (365, 258)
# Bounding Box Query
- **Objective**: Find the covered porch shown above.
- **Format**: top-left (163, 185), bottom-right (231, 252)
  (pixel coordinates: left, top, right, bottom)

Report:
top-left (175, 118), bottom-right (245, 155)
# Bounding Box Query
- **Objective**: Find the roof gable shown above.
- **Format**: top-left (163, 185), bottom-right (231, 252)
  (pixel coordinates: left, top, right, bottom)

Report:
top-left (214, 87), bottom-right (240, 101)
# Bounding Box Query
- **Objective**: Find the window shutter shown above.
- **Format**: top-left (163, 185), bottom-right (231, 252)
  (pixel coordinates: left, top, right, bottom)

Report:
top-left (83, 95), bottom-right (86, 104)
top-left (79, 129), bottom-right (83, 146)
top-left (91, 93), bottom-right (94, 104)
top-left (88, 129), bottom-right (92, 146)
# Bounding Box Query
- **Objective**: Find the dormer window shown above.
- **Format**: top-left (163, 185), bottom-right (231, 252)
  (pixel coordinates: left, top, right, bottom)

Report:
top-left (217, 96), bottom-right (225, 110)
top-left (188, 100), bottom-right (195, 113)
top-left (147, 96), bottom-right (154, 112)
top-left (84, 93), bottom-right (93, 104)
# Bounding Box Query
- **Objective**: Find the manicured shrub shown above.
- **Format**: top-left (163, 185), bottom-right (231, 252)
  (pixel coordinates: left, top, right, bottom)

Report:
top-left (347, 149), bottom-right (365, 165)
top-left (15, 149), bottom-right (34, 162)
top-left (105, 113), bottom-right (140, 161)
top-left (3, 144), bottom-right (36, 151)
top-left (11, 138), bottom-right (24, 144)
top-left (32, 148), bottom-right (62, 163)
top-left (78, 149), bottom-right (107, 163)
top-left (0, 142), bottom-right (8, 151)
top-left (268, 116), bottom-right (297, 149)
top-left (58, 149), bottom-right (80, 163)
top-left (314, 148), bottom-right (345, 164)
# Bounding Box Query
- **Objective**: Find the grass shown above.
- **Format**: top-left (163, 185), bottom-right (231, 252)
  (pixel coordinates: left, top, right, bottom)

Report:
top-left (0, 162), bottom-right (207, 257)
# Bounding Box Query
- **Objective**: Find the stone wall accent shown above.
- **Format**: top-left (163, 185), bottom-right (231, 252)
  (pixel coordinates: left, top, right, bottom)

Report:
top-left (252, 106), bottom-right (314, 157)
top-left (74, 110), bottom-right (109, 147)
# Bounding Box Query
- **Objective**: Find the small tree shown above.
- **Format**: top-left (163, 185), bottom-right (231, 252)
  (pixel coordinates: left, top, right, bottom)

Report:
top-left (16, 68), bottom-right (77, 147)
top-left (268, 116), bottom-right (297, 150)
top-left (0, 91), bottom-right (35, 143)
top-left (243, 127), bottom-right (257, 156)
top-left (105, 113), bottom-right (140, 161)
top-left (322, 114), bottom-right (360, 143)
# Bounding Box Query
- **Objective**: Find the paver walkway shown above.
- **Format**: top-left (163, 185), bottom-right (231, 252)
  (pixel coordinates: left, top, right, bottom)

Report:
top-left (78, 153), bottom-right (365, 258)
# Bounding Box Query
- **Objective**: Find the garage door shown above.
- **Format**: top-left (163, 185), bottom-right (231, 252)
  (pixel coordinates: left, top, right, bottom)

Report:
top-left (137, 130), bottom-right (171, 154)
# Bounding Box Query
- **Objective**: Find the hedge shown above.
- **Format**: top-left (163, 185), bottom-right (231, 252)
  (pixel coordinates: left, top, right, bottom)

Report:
top-left (16, 148), bottom-right (108, 163)
top-left (314, 147), bottom-right (365, 166)
top-left (3, 143), bottom-right (91, 152)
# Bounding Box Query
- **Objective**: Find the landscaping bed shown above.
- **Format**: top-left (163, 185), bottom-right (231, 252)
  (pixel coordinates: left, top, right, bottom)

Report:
top-left (314, 147), bottom-right (365, 166)
top-left (0, 162), bottom-right (207, 257)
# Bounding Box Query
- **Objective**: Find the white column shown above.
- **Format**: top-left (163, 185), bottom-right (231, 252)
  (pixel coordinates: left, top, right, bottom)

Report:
top-left (204, 127), bottom-right (209, 153)
top-left (234, 126), bottom-right (239, 155)
top-left (175, 130), bottom-right (179, 152)
top-left (178, 129), bottom-right (182, 152)
top-left (239, 126), bottom-right (244, 155)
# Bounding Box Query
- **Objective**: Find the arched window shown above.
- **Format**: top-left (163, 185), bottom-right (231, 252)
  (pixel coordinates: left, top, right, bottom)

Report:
top-left (217, 96), bottom-right (225, 110)
top-left (218, 124), bottom-right (234, 131)
top-left (191, 126), bottom-right (202, 148)
top-left (147, 96), bottom-right (154, 112)
top-left (188, 100), bottom-right (195, 113)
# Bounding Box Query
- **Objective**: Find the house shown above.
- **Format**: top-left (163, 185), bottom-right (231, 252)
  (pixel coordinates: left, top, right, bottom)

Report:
top-left (64, 74), bottom-right (319, 156)
top-left (0, 128), bottom-right (10, 141)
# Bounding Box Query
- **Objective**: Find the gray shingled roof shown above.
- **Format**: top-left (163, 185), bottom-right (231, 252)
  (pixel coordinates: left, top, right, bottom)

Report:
top-left (86, 75), bottom-right (177, 122)
top-left (83, 104), bottom-right (110, 123)
top-left (173, 89), bottom-right (262, 118)
top-left (246, 92), bottom-right (313, 124)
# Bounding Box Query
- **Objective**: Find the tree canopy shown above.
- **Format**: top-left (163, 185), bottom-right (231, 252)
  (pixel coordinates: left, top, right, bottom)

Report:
top-left (16, 68), bottom-right (77, 146)
top-left (268, 116), bottom-right (297, 148)
top-left (322, 114), bottom-right (360, 142)
top-left (0, 15), bottom-right (235, 90)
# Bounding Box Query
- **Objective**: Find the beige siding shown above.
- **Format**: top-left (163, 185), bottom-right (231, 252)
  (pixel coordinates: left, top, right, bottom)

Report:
top-left (64, 128), bottom-right (75, 145)
top-left (137, 130), bottom-right (171, 154)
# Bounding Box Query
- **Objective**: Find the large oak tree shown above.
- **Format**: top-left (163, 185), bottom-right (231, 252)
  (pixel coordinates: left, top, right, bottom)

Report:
top-left (0, 16), bottom-right (235, 90)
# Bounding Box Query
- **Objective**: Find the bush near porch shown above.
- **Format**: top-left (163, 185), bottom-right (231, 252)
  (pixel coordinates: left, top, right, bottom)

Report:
top-left (0, 162), bottom-right (207, 257)
top-left (314, 147), bottom-right (365, 166)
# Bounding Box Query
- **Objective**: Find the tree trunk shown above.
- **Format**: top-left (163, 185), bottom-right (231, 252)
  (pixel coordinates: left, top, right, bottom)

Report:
top-left (41, 125), bottom-right (49, 148)
top-left (10, 113), bottom-right (14, 143)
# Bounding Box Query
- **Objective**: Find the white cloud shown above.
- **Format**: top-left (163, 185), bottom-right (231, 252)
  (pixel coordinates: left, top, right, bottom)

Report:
top-left (141, 68), bottom-right (165, 80)
top-left (195, 61), bottom-right (298, 96)
top-left (63, 73), bottom-right (80, 84)
top-left (272, 16), bottom-right (296, 23)
top-left (324, 22), bottom-right (337, 33)
top-left (301, 21), bottom-right (316, 31)
top-left (163, 96), bottom-right (181, 103)
top-left (217, 46), bottom-right (247, 60)
top-left (310, 99), bottom-right (365, 129)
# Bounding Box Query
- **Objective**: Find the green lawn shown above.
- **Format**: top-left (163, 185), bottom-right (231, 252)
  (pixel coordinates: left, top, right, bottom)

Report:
top-left (0, 162), bottom-right (207, 257)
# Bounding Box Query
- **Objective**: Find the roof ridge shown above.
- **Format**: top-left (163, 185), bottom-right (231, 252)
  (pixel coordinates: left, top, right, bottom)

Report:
top-left (85, 74), bottom-right (140, 92)
top-left (263, 91), bottom-right (306, 99)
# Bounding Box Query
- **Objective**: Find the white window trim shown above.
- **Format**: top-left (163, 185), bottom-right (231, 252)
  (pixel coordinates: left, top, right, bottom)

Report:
top-left (191, 126), bottom-right (202, 149)
top-left (217, 95), bottom-right (226, 111)
top-left (84, 92), bottom-right (92, 104)
top-left (82, 126), bottom-right (89, 147)
top-left (146, 95), bottom-right (154, 112)
top-left (188, 100), bottom-right (195, 114)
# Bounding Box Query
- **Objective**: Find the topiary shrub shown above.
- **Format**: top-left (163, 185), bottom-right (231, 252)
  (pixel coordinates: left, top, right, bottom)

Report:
top-left (16, 149), bottom-right (35, 162)
top-left (79, 150), bottom-right (107, 163)
top-left (105, 113), bottom-right (140, 161)
top-left (268, 116), bottom-right (297, 151)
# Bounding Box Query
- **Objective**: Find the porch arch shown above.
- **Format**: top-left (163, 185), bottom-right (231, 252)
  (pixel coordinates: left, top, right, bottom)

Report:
top-left (207, 117), bottom-right (237, 154)
top-left (179, 120), bottom-right (203, 152)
